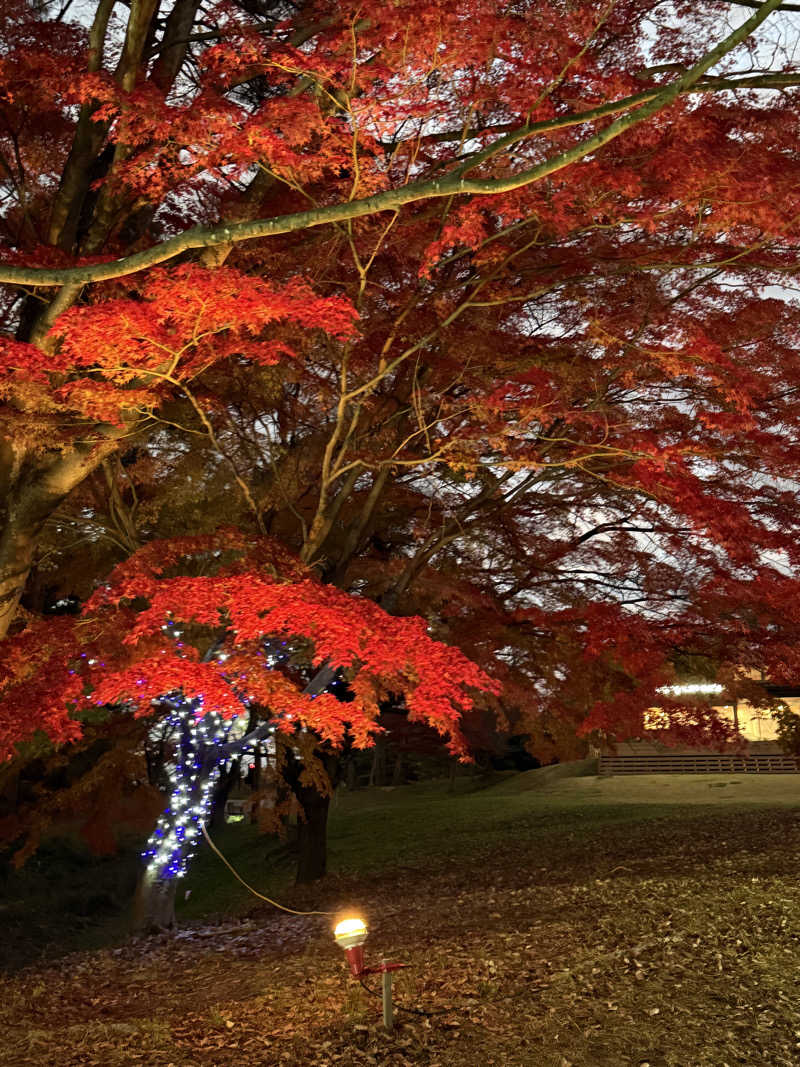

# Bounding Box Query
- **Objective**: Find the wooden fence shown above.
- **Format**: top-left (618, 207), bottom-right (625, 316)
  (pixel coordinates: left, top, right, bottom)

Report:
top-left (599, 752), bottom-right (800, 775)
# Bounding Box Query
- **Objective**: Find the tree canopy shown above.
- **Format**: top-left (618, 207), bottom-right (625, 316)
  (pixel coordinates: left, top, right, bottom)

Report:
top-left (4, 0), bottom-right (800, 783)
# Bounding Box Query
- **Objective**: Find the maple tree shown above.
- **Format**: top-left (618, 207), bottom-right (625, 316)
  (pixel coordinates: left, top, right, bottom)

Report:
top-left (1, 0), bottom-right (800, 634)
top-left (4, 0), bottom-right (800, 902)
top-left (0, 528), bottom-right (498, 921)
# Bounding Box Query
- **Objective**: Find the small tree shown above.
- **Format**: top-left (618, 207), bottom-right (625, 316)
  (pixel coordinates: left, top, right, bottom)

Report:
top-left (0, 528), bottom-right (499, 926)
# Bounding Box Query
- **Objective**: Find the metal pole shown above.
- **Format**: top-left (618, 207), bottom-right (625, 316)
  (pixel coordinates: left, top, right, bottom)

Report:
top-left (382, 962), bottom-right (394, 1029)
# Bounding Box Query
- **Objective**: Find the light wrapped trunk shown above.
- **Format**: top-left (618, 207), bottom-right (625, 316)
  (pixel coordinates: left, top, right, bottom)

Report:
top-left (133, 866), bottom-right (177, 932)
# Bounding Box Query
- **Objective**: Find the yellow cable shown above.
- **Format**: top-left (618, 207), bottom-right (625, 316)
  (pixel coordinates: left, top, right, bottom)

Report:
top-left (200, 821), bottom-right (335, 916)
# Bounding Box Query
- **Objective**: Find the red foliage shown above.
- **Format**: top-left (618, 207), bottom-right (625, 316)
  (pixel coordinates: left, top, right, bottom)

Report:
top-left (4, 0), bottom-right (800, 765)
top-left (0, 531), bottom-right (499, 761)
top-left (1, 265), bottom-right (357, 424)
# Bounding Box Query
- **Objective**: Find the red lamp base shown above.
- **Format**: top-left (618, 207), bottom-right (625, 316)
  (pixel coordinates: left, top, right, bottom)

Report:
top-left (344, 945), bottom-right (365, 976)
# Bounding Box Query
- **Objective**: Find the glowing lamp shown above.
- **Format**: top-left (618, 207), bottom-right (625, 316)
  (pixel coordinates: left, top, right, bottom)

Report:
top-left (334, 916), bottom-right (368, 975)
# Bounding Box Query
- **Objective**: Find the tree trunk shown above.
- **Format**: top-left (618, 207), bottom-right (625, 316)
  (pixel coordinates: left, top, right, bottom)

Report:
top-left (0, 513), bottom-right (40, 642)
top-left (209, 758), bottom-right (239, 829)
top-left (132, 865), bottom-right (177, 932)
top-left (0, 439), bottom-right (126, 639)
top-left (294, 783), bottom-right (331, 884)
top-left (369, 736), bottom-right (388, 786)
top-left (279, 744), bottom-right (341, 885)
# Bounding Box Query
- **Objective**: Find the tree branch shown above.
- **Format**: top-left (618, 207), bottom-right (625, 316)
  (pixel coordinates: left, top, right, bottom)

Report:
top-left (0, 0), bottom-right (788, 288)
top-left (213, 661), bottom-right (338, 761)
top-left (723, 0), bottom-right (800, 9)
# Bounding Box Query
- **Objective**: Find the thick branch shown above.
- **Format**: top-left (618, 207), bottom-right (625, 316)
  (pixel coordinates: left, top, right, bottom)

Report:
top-left (723, 0), bottom-right (800, 9)
top-left (0, 431), bottom-right (127, 639)
top-left (46, 0), bottom-right (116, 250)
top-left (213, 662), bottom-right (337, 761)
top-left (150, 0), bottom-right (202, 92)
top-left (383, 72), bottom-right (800, 150)
top-left (0, 0), bottom-right (788, 288)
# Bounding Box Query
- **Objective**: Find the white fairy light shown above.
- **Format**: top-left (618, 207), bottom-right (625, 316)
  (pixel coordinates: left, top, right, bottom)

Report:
top-left (141, 693), bottom-right (249, 881)
top-left (658, 683), bottom-right (725, 697)
top-left (141, 636), bottom-right (310, 883)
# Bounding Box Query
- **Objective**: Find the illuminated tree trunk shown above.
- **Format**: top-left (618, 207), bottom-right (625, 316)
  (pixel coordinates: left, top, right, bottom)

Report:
top-left (133, 866), bottom-right (177, 932)
top-left (0, 0), bottom-right (193, 643)
top-left (132, 701), bottom-right (226, 931)
top-left (0, 522), bottom-right (35, 643)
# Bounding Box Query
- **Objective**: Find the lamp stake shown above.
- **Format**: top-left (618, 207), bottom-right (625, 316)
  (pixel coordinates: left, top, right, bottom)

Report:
top-left (382, 961), bottom-right (394, 1030)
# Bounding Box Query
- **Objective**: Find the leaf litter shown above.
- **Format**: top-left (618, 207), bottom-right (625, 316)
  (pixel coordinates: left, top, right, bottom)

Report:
top-left (2, 804), bottom-right (800, 1065)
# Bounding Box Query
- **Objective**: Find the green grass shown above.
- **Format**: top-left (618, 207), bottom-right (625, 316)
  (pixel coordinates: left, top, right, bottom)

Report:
top-left (178, 767), bottom-right (800, 921)
top-left (6, 767), bottom-right (799, 952)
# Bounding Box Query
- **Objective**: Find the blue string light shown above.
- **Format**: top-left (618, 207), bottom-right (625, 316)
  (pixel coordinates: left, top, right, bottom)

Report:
top-left (141, 637), bottom-right (308, 882)
top-left (141, 694), bottom-right (245, 880)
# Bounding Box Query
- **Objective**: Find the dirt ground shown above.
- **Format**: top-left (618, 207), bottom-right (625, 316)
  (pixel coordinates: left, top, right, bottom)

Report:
top-left (2, 779), bottom-right (800, 1066)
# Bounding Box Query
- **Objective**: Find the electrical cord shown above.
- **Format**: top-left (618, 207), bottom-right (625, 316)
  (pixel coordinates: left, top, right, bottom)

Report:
top-left (200, 821), bottom-right (335, 916)
top-left (357, 976), bottom-right (450, 1017)
top-left (202, 822), bottom-right (455, 1018)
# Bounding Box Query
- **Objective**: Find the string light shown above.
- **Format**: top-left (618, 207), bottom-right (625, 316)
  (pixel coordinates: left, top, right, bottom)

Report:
top-left (658, 683), bottom-right (725, 697)
top-left (141, 636), bottom-right (338, 883)
top-left (141, 694), bottom-right (251, 880)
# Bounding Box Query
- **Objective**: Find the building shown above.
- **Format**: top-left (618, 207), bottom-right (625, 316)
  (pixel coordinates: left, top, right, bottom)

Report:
top-left (598, 683), bottom-right (800, 774)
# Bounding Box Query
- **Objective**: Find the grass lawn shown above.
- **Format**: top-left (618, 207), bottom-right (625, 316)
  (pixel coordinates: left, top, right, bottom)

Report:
top-left (2, 769), bottom-right (800, 1065)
